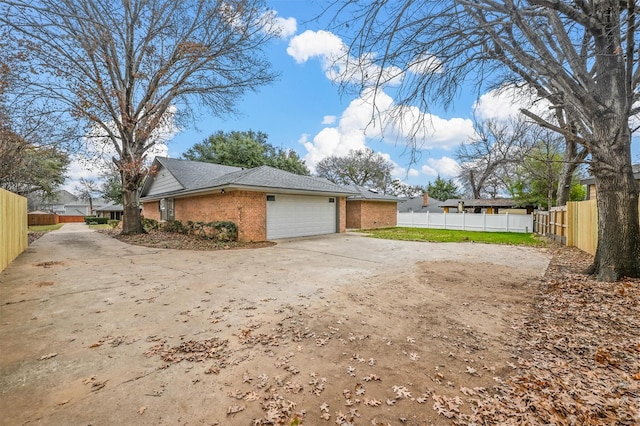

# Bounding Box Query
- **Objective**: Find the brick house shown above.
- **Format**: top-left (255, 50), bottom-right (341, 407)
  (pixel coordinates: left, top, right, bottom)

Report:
top-left (345, 186), bottom-right (399, 229)
top-left (139, 157), bottom-right (358, 241)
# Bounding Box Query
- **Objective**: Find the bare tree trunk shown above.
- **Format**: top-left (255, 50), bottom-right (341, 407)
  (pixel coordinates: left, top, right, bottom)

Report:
top-left (588, 132), bottom-right (640, 281)
top-left (120, 166), bottom-right (145, 235)
top-left (556, 138), bottom-right (587, 206)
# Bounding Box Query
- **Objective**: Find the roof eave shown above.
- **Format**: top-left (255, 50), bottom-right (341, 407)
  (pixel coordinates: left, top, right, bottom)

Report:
top-left (140, 184), bottom-right (357, 202)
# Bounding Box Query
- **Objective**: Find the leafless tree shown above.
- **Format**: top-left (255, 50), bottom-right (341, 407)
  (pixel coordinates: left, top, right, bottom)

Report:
top-left (328, 0), bottom-right (640, 280)
top-left (316, 148), bottom-right (394, 193)
top-left (456, 118), bottom-right (534, 199)
top-left (1, 0), bottom-right (278, 234)
top-left (75, 178), bottom-right (100, 215)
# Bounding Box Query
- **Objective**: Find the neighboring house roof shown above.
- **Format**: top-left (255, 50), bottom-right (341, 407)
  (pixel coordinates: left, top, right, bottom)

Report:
top-left (346, 185), bottom-right (399, 202)
top-left (97, 204), bottom-right (124, 212)
top-left (140, 157), bottom-right (359, 200)
top-left (579, 163), bottom-right (640, 185)
top-left (397, 195), bottom-right (444, 213)
top-left (440, 198), bottom-right (518, 208)
top-left (28, 189), bottom-right (79, 210)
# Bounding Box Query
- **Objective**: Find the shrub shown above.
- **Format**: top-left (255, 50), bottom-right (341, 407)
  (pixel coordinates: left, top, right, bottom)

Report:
top-left (85, 217), bottom-right (108, 224)
top-left (142, 218), bottom-right (159, 231)
top-left (162, 219), bottom-right (186, 234)
top-left (107, 220), bottom-right (120, 228)
top-left (184, 220), bottom-right (237, 241)
top-left (208, 221), bottom-right (238, 241)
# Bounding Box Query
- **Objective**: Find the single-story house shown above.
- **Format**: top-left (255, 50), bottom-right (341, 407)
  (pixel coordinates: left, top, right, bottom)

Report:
top-left (440, 198), bottom-right (523, 214)
top-left (397, 193), bottom-right (444, 213)
top-left (96, 204), bottom-right (124, 220)
top-left (580, 164), bottom-right (640, 200)
top-left (28, 189), bottom-right (107, 216)
top-left (345, 186), bottom-right (399, 229)
top-left (139, 157), bottom-right (359, 241)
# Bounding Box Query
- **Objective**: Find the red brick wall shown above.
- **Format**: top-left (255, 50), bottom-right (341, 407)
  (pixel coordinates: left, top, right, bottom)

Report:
top-left (338, 197), bottom-right (347, 232)
top-left (173, 191), bottom-right (266, 242)
top-left (141, 201), bottom-right (161, 221)
top-left (346, 200), bottom-right (397, 229)
top-left (346, 200), bottom-right (362, 229)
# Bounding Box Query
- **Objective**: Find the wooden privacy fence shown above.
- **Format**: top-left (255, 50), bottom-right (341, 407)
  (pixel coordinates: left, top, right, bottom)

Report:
top-left (566, 200), bottom-right (598, 255)
top-left (28, 213), bottom-right (57, 226)
top-left (1, 189), bottom-right (28, 272)
top-left (534, 200), bottom-right (599, 255)
top-left (534, 207), bottom-right (567, 244)
top-left (57, 215), bottom-right (85, 223)
top-left (27, 213), bottom-right (85, 226)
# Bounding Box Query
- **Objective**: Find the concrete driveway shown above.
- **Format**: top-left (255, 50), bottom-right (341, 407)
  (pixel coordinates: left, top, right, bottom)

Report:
top-left (0, 224), bottom-right (550, 425)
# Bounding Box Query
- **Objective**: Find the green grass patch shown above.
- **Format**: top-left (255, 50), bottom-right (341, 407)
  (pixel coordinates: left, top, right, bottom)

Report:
top-left (88, 224), bottom-right (112, 230)
top-left (28, 224), bottom-right (64, 232)
top-left (362, 227), bottom-right (544, 246)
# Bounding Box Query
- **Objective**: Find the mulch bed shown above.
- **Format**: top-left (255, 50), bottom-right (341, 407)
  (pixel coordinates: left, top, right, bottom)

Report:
top-left (28, 232), bottom-right (46, 245)
top-left (99, 229), bottom-right (276, 251)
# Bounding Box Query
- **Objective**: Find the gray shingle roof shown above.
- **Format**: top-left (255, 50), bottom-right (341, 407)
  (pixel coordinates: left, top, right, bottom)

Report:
top-left (155, 157), bottom-right (243, 190)
top-left (440, 198), bottom-right (517, 208)
top-left (397, 195), bottom-right (444, 213)
top-left (97, 204), bottom-right (124, 212)
top-left (142, 157), bottom-right (357, 198)
top-left (345, 185), bottom-right (399, 202)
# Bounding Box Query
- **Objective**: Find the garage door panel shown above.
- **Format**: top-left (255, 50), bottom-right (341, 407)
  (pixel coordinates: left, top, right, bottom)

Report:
top-left (267, 195), bottom-right (336, 239)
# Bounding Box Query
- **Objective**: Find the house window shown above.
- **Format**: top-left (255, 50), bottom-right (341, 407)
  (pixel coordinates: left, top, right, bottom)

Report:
top-left (267, 195), bottom-right (276, 201)
top-left (329, 198), bottom-right (335, 203)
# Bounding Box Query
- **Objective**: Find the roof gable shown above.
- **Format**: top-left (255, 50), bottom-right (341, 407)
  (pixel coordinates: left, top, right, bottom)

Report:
top-left (141, 157), bottom-right (243, 197)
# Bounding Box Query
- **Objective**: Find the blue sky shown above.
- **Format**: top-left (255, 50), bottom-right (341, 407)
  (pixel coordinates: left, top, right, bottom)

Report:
top-left (166, 0), bottom-right (483, 185)
top-left (64, 0), bottom-right (640, 192)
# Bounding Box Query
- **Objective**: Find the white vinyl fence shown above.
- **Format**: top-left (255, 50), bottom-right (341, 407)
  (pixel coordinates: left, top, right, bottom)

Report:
top-left (397, 212), bottom-right (534, 233)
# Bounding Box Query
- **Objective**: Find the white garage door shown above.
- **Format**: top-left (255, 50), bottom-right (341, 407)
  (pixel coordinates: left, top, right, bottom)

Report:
top-left (266, 194), bottom-right (337, 239)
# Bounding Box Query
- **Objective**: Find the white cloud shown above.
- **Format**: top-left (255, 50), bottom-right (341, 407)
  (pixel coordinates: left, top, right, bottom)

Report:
top-left (322, 115), bottom-right (336, 125)
top-left (302, 87), bottom-right (475, 172)
top-left (287, 30), bottom-right (403, 87)
top-left (408, 53), bottom-right (442, 75)
top-left (408, 168), bottom-right (420, 177)
top-left (420, 157), bottom-right (460, 178)
top-left (291, 30), bottom-right (474, 174)
top-left (421, 165), bottom-right (437, 176)
top-left (287, 29), bottom-right (345, 64)
top-left (378, 152), bottom-right (406, 178)
top-left (474, 84), bottom-right (546, 121)
top-left (273, 15), bottom-right (297, 39)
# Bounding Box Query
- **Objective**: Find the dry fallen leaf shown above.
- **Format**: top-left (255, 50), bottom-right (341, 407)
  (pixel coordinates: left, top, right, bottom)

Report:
top-left (226, 405), bottom-right (245, 415)
top-left (39, 353), bottom-right (58, 360)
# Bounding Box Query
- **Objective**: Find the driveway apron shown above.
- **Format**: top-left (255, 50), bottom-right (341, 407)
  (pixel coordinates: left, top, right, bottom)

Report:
top-left (0, 225), bottom-right (551, 425)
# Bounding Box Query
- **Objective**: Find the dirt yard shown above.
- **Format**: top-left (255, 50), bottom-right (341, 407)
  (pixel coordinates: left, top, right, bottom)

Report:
top-left (2, 225), bottom-right (637, 425)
